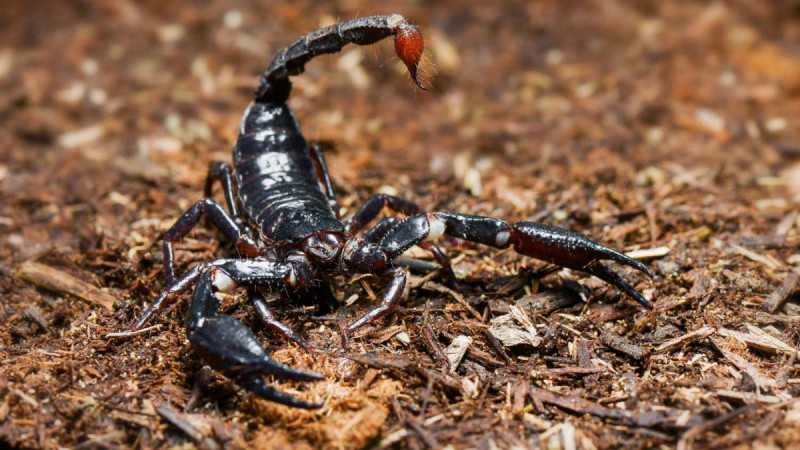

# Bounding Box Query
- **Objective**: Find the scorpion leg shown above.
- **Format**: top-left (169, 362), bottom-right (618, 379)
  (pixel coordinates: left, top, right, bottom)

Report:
top-left (345, 194), bottom-right (426, 235)
top-left (341, 266), bottom-right (407, 346)
top-left (187, 271), bottom-right (322, 409)
top-left (252, 292), bottom-right (313, 351)
top-left (203, 161), bottom-right (239, 218)
top-left (309, 143), bottom-right (339, 215)
top-left (346, 195), bottom-right (457, 287)
top-left (162, 198), bottom-right (259, 285)
top-left (132, 262), bottom-right (208, 330)
top-left (350, 213), bottom-right (654, 310)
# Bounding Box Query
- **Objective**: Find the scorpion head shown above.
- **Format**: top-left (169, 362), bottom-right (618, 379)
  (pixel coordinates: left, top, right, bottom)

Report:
top-left (299, 232), bottom-right (345, 267)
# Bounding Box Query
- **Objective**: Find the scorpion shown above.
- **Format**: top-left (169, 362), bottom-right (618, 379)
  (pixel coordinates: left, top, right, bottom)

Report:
top-left (130, 14), bottom-right (654, 409)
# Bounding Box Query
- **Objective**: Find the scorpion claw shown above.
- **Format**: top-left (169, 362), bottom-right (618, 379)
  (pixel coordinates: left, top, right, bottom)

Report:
top-left (187, 272), bottom-right (323, 407)
top-left (238, 377), bottom-right (324, 410)
top-left (582, 263), bottom-right (653, 310)
top-left (508, 222), bottom-right (653, 308)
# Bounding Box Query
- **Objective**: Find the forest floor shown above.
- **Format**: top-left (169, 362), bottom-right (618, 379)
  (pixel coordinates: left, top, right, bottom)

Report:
top-left (1, 0), bottom-right (800, 448)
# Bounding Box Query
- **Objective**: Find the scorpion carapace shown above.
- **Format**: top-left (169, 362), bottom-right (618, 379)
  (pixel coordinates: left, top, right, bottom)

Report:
top-left (130, 14), bottom-right (654, 409)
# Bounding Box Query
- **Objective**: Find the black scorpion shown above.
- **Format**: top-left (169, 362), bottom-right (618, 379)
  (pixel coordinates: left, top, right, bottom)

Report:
top-left (130, 14), bottom-right (654, 409)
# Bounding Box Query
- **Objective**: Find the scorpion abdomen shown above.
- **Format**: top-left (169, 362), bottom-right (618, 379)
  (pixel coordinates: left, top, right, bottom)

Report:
top-left (234, 102), bottom-right (341, 243)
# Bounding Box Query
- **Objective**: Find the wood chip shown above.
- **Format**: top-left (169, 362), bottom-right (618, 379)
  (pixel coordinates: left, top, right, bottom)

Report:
top-left (155, 404), bottom-right (217, 449)
top-left (717, 326), bottom-right (797, 355)
top-left (531, 366), bottom-right (608, 379)
top-left (23, 306), bottom-right (48, 329)
top-left (106, 324), bottom-right (161, 339)
top-left (710, 336), bottom-right (777, 389)
top-left (655, 326), bottom-right (715, 353)
top-left (713, 390), bottom-right (784, 404)
top-left (600, 331), bottom-right (650, 360)
top-left (625, 246), bottom-right (671, 260)
top-left (445, 335), bottom-right (473, 373)
top-left (528, 386), bottom-right (600, 413)
top-left (729, 244), bottom-right (783, 270)
top-left (56, 123), bottom-right (105, 149)
top-left (488, 314), bottom-right (542, 348)
top-left (18, 261), bottom-right (115, 311)
top-left (761, 270), bottom-right (799, 313)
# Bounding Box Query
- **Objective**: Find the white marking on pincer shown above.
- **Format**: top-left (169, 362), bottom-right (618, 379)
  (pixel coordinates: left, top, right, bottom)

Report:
top-left (210, 267), bottom-right (238, 292)
top-left (426, 214), bottom-right (445, 241)
top-left (495, 230), bottom-right (511, 247)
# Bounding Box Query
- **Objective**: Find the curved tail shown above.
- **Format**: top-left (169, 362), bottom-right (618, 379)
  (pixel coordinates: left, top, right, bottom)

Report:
top-left (255, 14), bottom-right (426, 103)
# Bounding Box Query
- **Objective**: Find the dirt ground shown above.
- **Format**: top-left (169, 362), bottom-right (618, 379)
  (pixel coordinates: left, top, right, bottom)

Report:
top-left (2, 0), bottom-right (800, 448)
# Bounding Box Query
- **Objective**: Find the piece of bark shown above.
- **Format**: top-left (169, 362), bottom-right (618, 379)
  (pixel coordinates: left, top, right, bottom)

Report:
top-left (600, 331), bottom-right (650, 360)
top-left (482, 328), bottom-right (512, 364)
top-left (710, 336), bottom-right (777, 389)
top-left (761, 270), bottom-right (799, 313)
top-left (528, 386), bottom-right (600, 413)
top-left (714, 390), bottom-right (783, 404)
top-left (23, 306), bottom-right (48, 330)
top-left (530, 366), bottom-right (608, 379)
top-left (655, 326), bottom-right (715, 353)
top-left (18, 261), bottom-right (115, 311)
top-left (514, 287), bottom-right (581, 314)
top-left (488, 314), bottom-right (541, 348)
top-left (445, 335), bottom-right (473, 373)
top-left (155, 404), bottom-right (218, 449)
top-left (421, 319), bottom-right (449, 370)
top-left (512, 378), bottom-right (529, 415)
top-left (718, 326), bottom-right (796, 355)
top-left (624, 246), bottom-right (670, 260)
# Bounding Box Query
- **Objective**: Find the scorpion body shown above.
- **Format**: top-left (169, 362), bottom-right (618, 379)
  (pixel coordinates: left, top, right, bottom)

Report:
top-left (131, 15), bottom-right (654, 409)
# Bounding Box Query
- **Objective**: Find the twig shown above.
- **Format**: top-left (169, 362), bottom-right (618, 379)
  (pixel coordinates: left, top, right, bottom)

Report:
top-left (531, 366), bottom-right (608, 379)
top-left (18, 261), bottom-right (116, 310)
top-left (482, 328), bottom-right (512, 365)
top-left (655, 326), bottom-right (714, 353)
top-left (106, 324), bottom-right (161, 339)
top-left (677, 405), bottom-right (755, 450)
top-left (390, 398), bottom-right (438, 448)
top-left (421, 317), bottom-right (449, 370)
top-left (155, 403), bottom-right (218, 449)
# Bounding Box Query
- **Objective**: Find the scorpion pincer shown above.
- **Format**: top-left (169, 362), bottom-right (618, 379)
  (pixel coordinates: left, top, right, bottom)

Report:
top-left (129, 14), bottom-right (654, 409)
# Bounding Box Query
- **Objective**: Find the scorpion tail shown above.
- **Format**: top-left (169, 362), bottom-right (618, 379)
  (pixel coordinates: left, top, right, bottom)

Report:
top-left (394, 21), bottom-right (427, 90)
top-left (256, 14), bottom-right (427, 102)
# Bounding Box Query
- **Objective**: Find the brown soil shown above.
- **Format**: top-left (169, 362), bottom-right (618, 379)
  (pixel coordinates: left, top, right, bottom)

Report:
top-left (2, 1), bottom-right (799, 448)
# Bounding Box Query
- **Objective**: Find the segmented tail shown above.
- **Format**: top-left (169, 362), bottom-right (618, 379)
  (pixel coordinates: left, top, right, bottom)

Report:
top-left (255, 14), bottom-right (426, 103)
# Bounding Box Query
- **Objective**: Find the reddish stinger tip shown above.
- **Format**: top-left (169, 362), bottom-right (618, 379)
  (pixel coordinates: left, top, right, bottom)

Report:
top-left (394, 22), bottom-right (428, 90)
